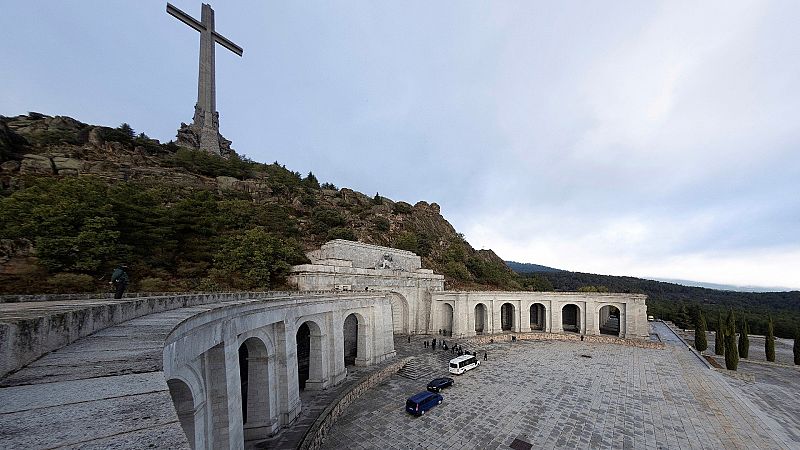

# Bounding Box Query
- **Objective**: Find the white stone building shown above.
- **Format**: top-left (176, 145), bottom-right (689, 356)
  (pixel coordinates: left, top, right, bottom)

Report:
top-left (289, 240), bottom-right (649, 340)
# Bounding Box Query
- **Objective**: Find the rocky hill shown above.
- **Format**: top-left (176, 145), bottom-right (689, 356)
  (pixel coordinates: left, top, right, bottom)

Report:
top-left (0, 113), bottom-right (516, 294)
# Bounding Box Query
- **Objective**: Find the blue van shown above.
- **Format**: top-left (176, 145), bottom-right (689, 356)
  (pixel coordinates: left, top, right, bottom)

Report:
top-left (405, 391), bottom-right (443, 416)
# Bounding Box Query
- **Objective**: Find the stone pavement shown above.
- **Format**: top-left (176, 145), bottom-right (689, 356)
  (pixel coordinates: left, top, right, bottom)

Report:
top-left (323, 327), bottom-right (797, 449)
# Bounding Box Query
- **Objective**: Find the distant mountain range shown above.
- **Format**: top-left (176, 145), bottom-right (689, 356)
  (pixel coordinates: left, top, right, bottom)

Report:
top-left (504, 261), bottom-right (563, 274)
top-left (505, 261), bottom-right (794, 293)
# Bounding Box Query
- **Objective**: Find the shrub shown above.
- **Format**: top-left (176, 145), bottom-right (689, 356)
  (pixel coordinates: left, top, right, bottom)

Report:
top-left (392, 202), bottom-right (412, 215)
top-left (320, 182), bottom-right (337, 190)
top-left (372, 192), bottom-right (383, 205)
top-left (695, 312), bottom-right (708, 352)
top-left (212, 227), bottom-right (308, 289)
top-left (724, 309), bottom-right (739, 370)
top-left (765, 316), bottom-right (776, 362)
top-left (372, 216), bottom-right (390, 232)
top-left (394, 232), bottom-right (419, 254)
top-left (137, 277), bottom-right (176, 292)
top-left (46, 273), bottom-right (95, 293)
top-left (327, 227), bottom-right (356, 241)
top-left (738, 319), bottom-right (749, 358)
top-left (310, 208), bottom-right (346, 235)
top-left (443, 261), bottom-right (471, 280)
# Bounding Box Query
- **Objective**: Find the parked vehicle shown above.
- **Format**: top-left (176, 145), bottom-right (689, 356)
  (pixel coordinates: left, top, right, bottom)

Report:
top-left (449, 355), bottom-right (480, 375)
top-left (405, 391), bottom-right (443, 416)
top-left (426, 377), bottom-right (454, 392)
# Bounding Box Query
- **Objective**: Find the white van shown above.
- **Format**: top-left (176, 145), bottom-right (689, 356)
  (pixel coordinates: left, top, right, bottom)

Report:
top-left (449, 355), bottom-right (480, 375)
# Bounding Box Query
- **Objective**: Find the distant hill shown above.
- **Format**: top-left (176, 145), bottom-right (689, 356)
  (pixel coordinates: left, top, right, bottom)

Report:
top-left (514, 268), bottom-right (800, 338)
top-left (505, 260), bottom-right (563, 273)
top-left (648, 277), bottom-right (794, 293)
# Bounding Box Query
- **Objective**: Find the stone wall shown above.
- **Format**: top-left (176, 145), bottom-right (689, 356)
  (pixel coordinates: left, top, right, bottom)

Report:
top-left (462, 331), bottom-right (666, 350)
top-left (308, 239), bottom-right (422, 272)
top-left (0, 291), bottom-right (330, 379)
top-left (298, 356), bottom-right (414, 450)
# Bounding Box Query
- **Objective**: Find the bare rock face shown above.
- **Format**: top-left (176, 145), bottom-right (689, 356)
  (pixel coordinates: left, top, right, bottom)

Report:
top-left (52, 156), bottom-right (81, 175)
top-left (19, 154), bottom-right (54, 174)
top-left (88, 127), bottom-right (105, 147)
top-left (176, 122), bottom-right (233, 157)
top-left (1, 161), bottom-right (20, 173)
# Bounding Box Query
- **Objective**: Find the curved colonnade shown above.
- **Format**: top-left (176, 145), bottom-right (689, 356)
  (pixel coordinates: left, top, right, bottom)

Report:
top-left (431, 292), bottom-right (648, 339)
top-left (163, 294), bottom-right (395, 449)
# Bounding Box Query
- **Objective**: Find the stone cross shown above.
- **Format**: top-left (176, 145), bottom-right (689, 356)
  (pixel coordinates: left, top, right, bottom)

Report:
top-left (167, 3), bottom-right (243, 156)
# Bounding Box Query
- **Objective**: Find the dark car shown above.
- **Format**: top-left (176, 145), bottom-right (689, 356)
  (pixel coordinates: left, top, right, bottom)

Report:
top-left (426, 377), bottom-right (454, 392)
top-left (405, 391), bottom-right (443, 416)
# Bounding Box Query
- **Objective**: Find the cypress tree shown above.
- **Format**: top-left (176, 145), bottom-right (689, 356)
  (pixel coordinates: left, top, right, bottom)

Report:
top-left (714, 312), bottom-right (725, 356)
top-left (765, 316), bottom-right (776, 362)
top-left (738, 319), bottom-right (749, 359)
top-left (724, 309), bottom-right (739, 370)
top-left (794, 327), bottom-right (800, 366)
top-left (695, 312), bottom-right (708, 352)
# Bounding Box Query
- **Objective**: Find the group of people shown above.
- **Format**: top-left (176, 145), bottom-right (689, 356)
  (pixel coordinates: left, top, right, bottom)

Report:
top-left (421, 337), bottom-right (488, 361)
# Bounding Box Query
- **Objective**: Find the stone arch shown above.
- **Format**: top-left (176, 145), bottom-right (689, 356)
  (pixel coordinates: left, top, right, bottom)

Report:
top-left (474, 303), bottom-right (487, 334)
top-left (599, 305), bottom-right (621, 336)
top-left (238, 336), bottom-right (273, 443)
top-left (343, 311), bottom-right (370, 367)
top-left (167, 378), bottom-right (196, 449)
top-left (439, 303), bottom-right (454, 336)
top-left (388, 292), bottom-right (409, 334)
top-left (501, 302), bottom-right (515, 331)
top-left (530, 303), bottom-right (546, 331)
top-left (296, 320), bottom-right (325, 390)
top-left (562, 304), bottom-right (581, 333)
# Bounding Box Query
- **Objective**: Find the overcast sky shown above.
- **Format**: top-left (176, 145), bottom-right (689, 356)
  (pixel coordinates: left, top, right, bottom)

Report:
top-left (2, 1), bottom-right (798, 290)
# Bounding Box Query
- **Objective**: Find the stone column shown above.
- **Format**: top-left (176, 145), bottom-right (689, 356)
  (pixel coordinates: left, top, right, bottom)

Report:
top-left (552, 302), bottom-right (563, 333)
top-left (331, 310), bottom-right (346, 385)
top-left (223, 338), bottom-right (244, 449)
top-left (275, 322), bottom-right (300, 426)
top-left (520, 302), bottom-right (531, 332)
top-left (354, 312), bottom-right (372, 367)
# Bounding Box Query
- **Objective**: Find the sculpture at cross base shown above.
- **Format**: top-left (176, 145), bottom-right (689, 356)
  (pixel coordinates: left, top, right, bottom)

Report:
top-left (167, 3), bottom-right (243, 156)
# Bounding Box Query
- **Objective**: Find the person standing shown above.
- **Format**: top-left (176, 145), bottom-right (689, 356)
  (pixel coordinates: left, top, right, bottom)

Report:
top-left (110, 264), bottom-right (129, 299)
top-left (484, 352), bottom-right (488, 361)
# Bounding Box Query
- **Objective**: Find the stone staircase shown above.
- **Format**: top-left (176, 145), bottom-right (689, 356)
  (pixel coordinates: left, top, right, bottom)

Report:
top-left (397, 351), bottom-right (454, 380)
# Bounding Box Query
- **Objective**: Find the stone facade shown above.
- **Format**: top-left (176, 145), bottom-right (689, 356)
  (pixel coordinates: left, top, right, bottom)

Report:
top-left (290, 240), bottom-right (649, 340)
top-left (289, 240), bottom-right (445, 335)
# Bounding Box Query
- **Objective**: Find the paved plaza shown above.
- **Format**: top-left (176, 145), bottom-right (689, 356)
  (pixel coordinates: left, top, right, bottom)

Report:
top-left (323, 324), bottom-right (798, 449)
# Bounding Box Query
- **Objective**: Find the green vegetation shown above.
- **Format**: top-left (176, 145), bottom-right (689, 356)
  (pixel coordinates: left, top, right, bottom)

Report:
top-left (518, 269), bottom-right (800, 339)
top-left (765, 316), bottom-right (776, 362)
top-left (715, 311), bottom-right (725, 356)
top-left (724, 309), bottom-right (739, 371)
top-left (738, 319), bottom-right (749, 359)
top-left (695, 312), bottom-right (708, 352)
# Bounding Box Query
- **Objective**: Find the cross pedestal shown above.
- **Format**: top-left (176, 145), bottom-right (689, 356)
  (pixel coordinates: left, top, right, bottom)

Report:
top-left (167, 3), bottom-right (242, 156)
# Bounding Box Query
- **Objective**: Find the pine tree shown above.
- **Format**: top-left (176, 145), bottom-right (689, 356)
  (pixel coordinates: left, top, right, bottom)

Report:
top-left (794, 327), bottom-right (800, 366)
top-left (738, 319), bottom-right (749, 359)
top-left (714, 312), bottom-right (725, 356)
top-left (724, 309), bottom-right (739, 370)
top-left (765, 316), bottom-right (776, 362)
top-left (694, 312), bottom-right (708, 352)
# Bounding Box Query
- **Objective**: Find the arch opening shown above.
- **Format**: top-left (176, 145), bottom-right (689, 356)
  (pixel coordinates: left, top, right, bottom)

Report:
top-left (475, 303), bottom-right (487, 334)
top-left (344, 313), bottom-right (359, 366)
top-left (599, 305), bottom-right (621, 336)
top-left (439, 303), bottom-right (454, 336)
top-left (530, 303), bottom-right (546, 331)
top-left (167, 378), bottom-right (195, 449)
top-left (562, 304), bottom-right (580, 333)
top-left (501, 303), bottom-right (515, 331)
top-left (239, 337), bottom-right (272, 442)
top-left (296, 321), bottom-right (324, 390)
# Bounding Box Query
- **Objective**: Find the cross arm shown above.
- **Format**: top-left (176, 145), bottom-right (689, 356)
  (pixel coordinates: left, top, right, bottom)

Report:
top-left (167, 3), bottom-right (204, 33)
top-left (213, 32), bottom-right (244, 57)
